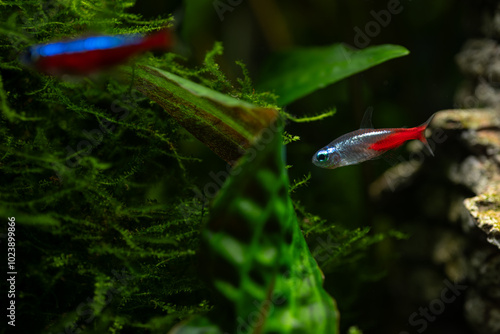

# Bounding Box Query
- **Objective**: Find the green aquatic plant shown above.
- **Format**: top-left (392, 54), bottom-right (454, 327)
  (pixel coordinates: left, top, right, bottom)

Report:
top-left (172, 122), bottom-right (339, 334)
top-left (257, 44), bottom-right (409, 106)
top-left (0, 1), bottom-right (409, 333)
top-left (128, 62), bottom-right (279, 164)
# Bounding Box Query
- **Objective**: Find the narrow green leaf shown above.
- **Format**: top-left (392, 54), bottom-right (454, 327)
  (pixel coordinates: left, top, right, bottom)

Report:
top-left (171, 120), bottom-right (339, 333)
top-left (257, 44), bottom-right (409, 106)
top-left (130, 65), bottom-right (279, 164)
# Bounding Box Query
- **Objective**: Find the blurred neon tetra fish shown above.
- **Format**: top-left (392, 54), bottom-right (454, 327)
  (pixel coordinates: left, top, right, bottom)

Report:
top-left (20, 30), bottom-right (173, 76)
top-left (312, 108), bottom-right (435, 169)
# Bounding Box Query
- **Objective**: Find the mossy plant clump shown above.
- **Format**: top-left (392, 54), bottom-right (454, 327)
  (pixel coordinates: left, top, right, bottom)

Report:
top-left (1, 1), bottom-right (409, 333)
top-left (0, 2), bottom-right (212, 332)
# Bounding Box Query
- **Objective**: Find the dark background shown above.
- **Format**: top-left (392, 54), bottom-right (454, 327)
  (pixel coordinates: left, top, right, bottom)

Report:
top-left (157, 0), bottom-right (474, 333)
top-left (2, 0), bottom-right (479, 333)
top-left (158, 0), bottom-right (470, 226)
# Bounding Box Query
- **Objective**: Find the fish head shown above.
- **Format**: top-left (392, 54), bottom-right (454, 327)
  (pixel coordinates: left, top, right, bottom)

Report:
top-left (312, 146), bottom-right (341, 169)
top-left (19, 47), bottom-right (39, 67)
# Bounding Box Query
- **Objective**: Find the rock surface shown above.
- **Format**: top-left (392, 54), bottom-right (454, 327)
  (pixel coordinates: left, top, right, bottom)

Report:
top-left (370, 108), bottom-right (500, 334)
top-left (436, 109), bottom-right (500, 249)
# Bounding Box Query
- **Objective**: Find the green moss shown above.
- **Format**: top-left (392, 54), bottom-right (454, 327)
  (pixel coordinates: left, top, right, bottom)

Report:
top-left (0, 1), bottom-right (207, 332)
top-left (0, 1), bottom-right (407, 332)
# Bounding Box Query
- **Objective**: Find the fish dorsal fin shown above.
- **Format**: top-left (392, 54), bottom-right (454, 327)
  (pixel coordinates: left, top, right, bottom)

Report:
top-left (360, 106), bottom-right (374, 129)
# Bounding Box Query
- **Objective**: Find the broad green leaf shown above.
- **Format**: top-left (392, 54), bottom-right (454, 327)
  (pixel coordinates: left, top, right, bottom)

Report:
top-left (131, 65), bottom-right (279, 164)
top-left (257, 44), bottom-right (409, 106)
top-left (170, 120), bottom-right (339, 334)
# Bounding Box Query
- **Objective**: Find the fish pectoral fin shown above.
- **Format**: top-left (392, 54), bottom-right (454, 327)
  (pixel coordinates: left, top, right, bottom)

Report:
top-left (359, 106), bottom-right (374, 129)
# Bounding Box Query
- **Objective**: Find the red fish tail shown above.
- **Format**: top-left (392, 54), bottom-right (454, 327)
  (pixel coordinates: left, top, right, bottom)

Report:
top-left (417, 113), bottom-right (436, 156)
top-left (140, 29), bottom-right (173, 51)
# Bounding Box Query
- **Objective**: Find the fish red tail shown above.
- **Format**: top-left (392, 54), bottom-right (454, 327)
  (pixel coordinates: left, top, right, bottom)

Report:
top-left (417, 113), bottom-right (436, 156)
top-left (140, 29), bottom-right (174, 51)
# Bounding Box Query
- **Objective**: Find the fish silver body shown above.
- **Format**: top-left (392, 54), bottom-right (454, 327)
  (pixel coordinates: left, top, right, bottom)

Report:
top-left (312, 112), bottom-right (435, 169)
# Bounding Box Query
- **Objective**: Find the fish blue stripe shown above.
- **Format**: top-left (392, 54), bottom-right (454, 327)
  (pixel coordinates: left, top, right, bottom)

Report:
top-left (32, 34), bottom-right (143, 57)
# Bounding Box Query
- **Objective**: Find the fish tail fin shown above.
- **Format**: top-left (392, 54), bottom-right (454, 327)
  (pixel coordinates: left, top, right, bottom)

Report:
top-left (141, 29), bottom-right (174, 51)
top-left (418, 113), bottom-right (436, 156)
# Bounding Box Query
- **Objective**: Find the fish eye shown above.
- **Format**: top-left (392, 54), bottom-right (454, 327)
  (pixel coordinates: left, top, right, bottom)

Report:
top-left (316, 152), bottom-right (328, 162)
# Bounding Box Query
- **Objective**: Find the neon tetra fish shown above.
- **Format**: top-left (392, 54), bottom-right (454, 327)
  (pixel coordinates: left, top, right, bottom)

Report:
top-left (20, 30), bottom-right (173, 76)
top-left (312, 108), bottom-right (435, 169)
